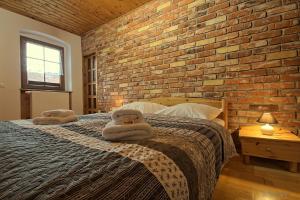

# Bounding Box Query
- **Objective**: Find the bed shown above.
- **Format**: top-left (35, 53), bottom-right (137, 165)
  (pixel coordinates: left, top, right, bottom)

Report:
top-left (0, 97), bottom-right (236, 200)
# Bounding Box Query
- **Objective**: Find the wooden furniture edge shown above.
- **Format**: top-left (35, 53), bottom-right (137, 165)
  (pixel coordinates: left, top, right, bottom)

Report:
top-left (239, 127), bottom-right (299, 173)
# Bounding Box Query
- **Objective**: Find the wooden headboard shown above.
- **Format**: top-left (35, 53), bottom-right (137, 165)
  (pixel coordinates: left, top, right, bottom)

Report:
top-left (143, 97), bottom-right (228, 129)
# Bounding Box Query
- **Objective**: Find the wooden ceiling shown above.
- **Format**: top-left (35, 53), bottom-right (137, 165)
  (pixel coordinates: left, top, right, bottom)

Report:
top-left (0, 0), bottom-right (152, 35)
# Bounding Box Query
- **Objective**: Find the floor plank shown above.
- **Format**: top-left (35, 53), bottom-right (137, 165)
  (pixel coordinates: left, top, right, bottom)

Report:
top-left (213, 156), bottom-right (300, 200)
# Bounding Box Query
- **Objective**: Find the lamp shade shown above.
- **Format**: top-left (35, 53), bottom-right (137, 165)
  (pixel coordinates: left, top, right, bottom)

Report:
top-left (257, 112), bottom-right (278, 124)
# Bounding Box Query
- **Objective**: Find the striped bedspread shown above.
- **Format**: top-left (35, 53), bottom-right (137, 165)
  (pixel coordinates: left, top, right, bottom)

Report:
top-left (0, 113), bottom-right (236, 200)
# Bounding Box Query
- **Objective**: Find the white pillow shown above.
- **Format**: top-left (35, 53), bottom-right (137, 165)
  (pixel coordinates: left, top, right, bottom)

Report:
top-left (155, 103), bottom-right (222, 120)
top-left (212, 118), bottom-right (225, 127)
top-left (119, 102), bottom-right (167, 114)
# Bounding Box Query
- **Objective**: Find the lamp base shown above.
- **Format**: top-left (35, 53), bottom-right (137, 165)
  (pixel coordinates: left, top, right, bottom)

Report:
top-left (261, 124), bottom-right (274, 135)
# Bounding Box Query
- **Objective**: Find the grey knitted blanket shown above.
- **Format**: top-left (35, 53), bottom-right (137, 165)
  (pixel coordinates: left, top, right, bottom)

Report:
top-left (0, 113), bottom-right (236, 200)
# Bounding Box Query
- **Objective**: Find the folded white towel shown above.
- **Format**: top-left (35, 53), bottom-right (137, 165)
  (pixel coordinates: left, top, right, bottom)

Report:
top-left (32, 115), bottom-right (78, 125)
top-left (102, 121), bottom-right (153, 141)
top-left (41, 109), bottom-right (75, 118)
top-left (111, 109), bottom-right (144, 125)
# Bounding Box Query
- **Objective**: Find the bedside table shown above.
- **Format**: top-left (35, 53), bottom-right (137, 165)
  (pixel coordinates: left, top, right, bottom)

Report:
top-left (239, 125), bottom-right (300, 173)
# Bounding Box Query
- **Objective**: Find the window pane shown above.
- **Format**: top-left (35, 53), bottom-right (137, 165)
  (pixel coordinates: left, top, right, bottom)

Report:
top-left (93, 70), bottom-right (96, 82)
top-left (27, 58), bottom-right (44, 82)
top-left (93, 56), bottom-right (96, 69)
top-left (88, 71), bottom-right (91, 82)
top-left (88, 85), bottom-right (91, 95)
top-left (26, 43), bottom-right (44, 59)
top-left (88, 58), bottom-right (91, 70)
top-left (93, 98), bottom-right (96, 108)
top-left (45, 62), bottom-right (61, 83)
top-left (93, 84), bottom-right (96, 95)
top-left (45, 47), bottom-right (61, 63)
top-left (88, 98), bottom-right (92, 108)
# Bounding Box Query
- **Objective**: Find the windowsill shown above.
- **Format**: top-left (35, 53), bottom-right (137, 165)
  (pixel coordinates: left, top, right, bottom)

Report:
top-left (20, 88), bottom-right (72, 93)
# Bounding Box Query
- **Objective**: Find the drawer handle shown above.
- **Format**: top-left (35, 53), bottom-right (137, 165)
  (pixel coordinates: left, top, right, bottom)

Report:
top-left (256, 142), bottom-right (260, 145)
top-left (266, 147), bottom-right (272, 152)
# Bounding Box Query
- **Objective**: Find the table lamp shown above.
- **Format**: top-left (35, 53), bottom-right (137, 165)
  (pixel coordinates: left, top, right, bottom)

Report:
top-left (257, 112), bottom-right (278, 135)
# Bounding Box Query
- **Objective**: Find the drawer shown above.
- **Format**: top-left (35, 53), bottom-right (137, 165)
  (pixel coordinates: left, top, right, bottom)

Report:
top-left (241, 139), bottom-right (300, 162)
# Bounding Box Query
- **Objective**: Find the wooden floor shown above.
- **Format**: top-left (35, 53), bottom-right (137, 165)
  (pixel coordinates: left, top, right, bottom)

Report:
top-left (213, 156), bottom-right (300, 200)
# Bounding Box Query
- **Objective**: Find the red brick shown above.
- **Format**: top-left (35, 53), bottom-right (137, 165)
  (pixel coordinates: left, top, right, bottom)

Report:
top-left (198, 13), bottom-right (217, 22)
top-left (206, 29), bottom-right (227, 38)
top-left (239, 69), bottom-right (267, 77)
top-left (240, 26), bottom-right (268, 36)
top-left (240, 55), bottom-right (265, 64)
top-left (273, 112), bottom-right (296, 121)
top-left (216, 19), bottom-right (239, 30)
top-left (269, 34), bottom-right (299, 45)
top-left (284, 26), bottom-right (300, 35)
top-left (268, 66), bottom-right (299, 75)
top-left (178, 0), bottom-right (194, 6)
top-left (239, 83), bottom-right (264, 90)
top-left (179, 87), bottom-right (195, 93)
top-left (215, 0), bottom-right (229, 4)
top-left (252, 45), bottom-right (281, 55)
top-left (227, 36), bottom-right (251, 45)
top-left (228, 8), bottom-right (252, 20)
top-left (205, 54), bottom-right (225, 62)
top-left (195, 25), bottom-right (216, 34)
top-left (253, 15), bottom-right (281, 27)
top-left (197, 50), bottom-right (215, 58)
top-left (252, 75), bottom-right (280, 83)
top-left (227, 22), bottom-right (252, 33)
top-left (215, 84), bottom-right (238, 91)
top-left (169, 82), bottom-right (184, 88)
top-left (239, 97), bottom-right (265, 103)
top-left (263, 82), bottom-right (295, 89)
top-left (187, 34), bottom-right (206, 43)
top-left (238, 110), bottom-right (262, 117)
top-left (249, 104), bottom-right (279, 111)
top-left (208, 2), bottom-right (229, 13)
top-left (268, 97), bottom-right (296, 104)
top-left (186, 58), bottom-right (205, 65)
top-left (202, 91), bottom-right (223, 98)
top-left (240, 12), bottom-right (266, 23)
top-left (227, 64), bottom-right (251, 72)
top-left (217, 6), bottom-right (238, 16)
top-left (204, 67), bottom-right (226, 74)
top-left (252, 60), bottom-right (282, 69)
top-left (281, 74), bottom-right (300, 81)
top-left (283, 58), bottom-right (300, 66)
top-left (195, 3), bottom-right (210, 12)
top-left (248, 90), bottom-right (278, 96)
top-left (203, 42), bottom-right (226, 51)
top-left (280, 89), bottom-right (300, 97)
top-left (283, 10), bottom-right (300, 20)
top-left (225, 78), bottom-right (250, 84)
top-left (282, 42), bottom-right (300, 50)
top-left (227, 50), bottom-right (252, 59)
top-left (268, 4), bottom-right (297, 15)
top-left (252, 0), bottom-right (282, 12)
top-left (269, 20), bottom-right (294, 30)
top-left (253, 30), bottom-right (282, 40)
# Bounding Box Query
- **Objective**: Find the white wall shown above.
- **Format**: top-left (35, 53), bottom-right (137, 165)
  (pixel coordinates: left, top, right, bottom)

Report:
top-left (0, 8), bottom-right (83, 120)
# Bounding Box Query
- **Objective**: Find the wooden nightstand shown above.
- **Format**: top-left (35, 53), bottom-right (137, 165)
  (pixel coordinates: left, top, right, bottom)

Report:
top-left (239, 125), bottom-right (300, 173)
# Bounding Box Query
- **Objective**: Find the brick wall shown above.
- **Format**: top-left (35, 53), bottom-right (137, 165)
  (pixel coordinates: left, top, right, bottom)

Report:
top-left (82, 0), bottom-right (300, 133)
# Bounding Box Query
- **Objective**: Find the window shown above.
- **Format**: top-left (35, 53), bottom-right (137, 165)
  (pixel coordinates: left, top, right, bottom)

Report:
top-left (20, 36), bottom-right (65, 90)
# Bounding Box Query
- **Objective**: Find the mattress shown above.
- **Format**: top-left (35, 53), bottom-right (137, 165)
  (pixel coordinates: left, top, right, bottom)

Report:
top-left (0, 113), bottom-right (236, 200)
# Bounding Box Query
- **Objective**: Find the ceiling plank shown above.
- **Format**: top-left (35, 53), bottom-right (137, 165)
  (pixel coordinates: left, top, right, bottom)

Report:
top-left (0, 0), bottom-right (152, 35)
